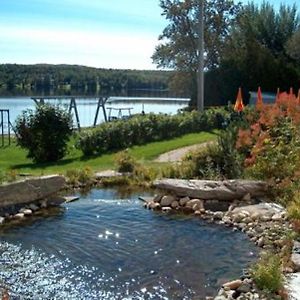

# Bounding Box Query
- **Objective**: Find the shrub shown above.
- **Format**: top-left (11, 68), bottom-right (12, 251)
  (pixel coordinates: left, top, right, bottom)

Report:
top-left (65, 167), bottom-right (94, 185)
top-left (251, 254), bottom-right (283, 294)
top-left (78, 108), bottom-right (230, 156)
top-left (287, 197), bottom-right (300, 220)
top-left (15, 104), bottom-right (73, 162)
top-left (115, 150), bottom-right (137, 173)
top-left (179, 124), bottom-right (244, 179)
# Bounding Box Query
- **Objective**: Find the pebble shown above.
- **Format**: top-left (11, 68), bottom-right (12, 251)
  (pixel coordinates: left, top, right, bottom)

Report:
top-left (14, 213), bottom-right (25, 219)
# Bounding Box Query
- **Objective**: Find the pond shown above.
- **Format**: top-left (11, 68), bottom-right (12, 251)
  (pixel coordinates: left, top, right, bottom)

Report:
top-left (0, 188), bottom-right (257, 299)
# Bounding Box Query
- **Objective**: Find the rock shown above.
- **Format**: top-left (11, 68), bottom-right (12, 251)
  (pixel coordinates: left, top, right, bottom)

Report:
top-left (257, 237), bottom-right (264, 247)
top-left (63, 196), bottom-right (80, 203)
top-left (291, 241), bottom-right (300, 272)
top-left (242, 217), bottom-right (252, 224)
top-left (186, 199), bottom-right (204, 211)
top-left (45, 196), bottom-right (66, 206)
top-left (214, 296), bottom-right (227, 300)
top-left (160, 195), bottom-right (176, 207)
top-left (272, 213), bottom-right (283, 221)
top-left (29, 203), bottom-right (39, 211)
top-left (223, 279), bottom-right (243, 290)
top-left (242, 193), bottom-right (251, 202)
top-left (95, 170), bottom-right (122, 179)
top-left (153, 179), bottom-right (268, 201)
top-left (40, 200), bottom-right (47, 208)
top-left (260, 215), bottom-right (272, 222)
top-left (149, 202), bottom-right (161, 210)
top-left (153, 194), bottom-right (162, 203)
top-left (0, 175), bottom-right (66, 208)
top-left (213, 211), bottom-right (224, 220)
top-left (228, 204), bottom-right (236, 212)
top-left (179, 196), bottom-right (190, 206)
top-left (161, 207), bottom-right (172, 213)
top-left (14, 213), bottom-right (25, 219)
top-left (0, 216), bottom-right (5, 224)
top-left (231, 203), bottom-right (284, 221)
top-left (181, 206), bottom-right (194, 214)
top-left (232, 213), bottom-right (246, 223)
top-left (21, 209), bottom-right (32, 216)
top-left (171, 201), bottom-right (179, 209)
top-left (194, 210), bottom-right (202, 216)
top-left (237, 282), bottom-right (252, 293)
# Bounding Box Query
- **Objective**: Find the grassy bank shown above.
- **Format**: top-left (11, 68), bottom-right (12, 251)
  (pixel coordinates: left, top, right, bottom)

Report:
top-left (0, 131), bottom-right (217, 176)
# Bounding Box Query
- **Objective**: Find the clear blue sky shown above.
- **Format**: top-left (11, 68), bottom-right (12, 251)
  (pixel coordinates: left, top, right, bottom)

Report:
top-left (0, 0), bottom-right (298, 70)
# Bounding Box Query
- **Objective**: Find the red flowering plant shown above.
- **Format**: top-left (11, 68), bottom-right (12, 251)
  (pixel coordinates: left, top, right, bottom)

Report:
top-left (235, 92), bottom-right (300, 204)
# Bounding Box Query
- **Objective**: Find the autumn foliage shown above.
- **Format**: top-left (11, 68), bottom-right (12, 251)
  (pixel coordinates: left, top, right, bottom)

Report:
top-left (236, 92), bottom-right (300, 167)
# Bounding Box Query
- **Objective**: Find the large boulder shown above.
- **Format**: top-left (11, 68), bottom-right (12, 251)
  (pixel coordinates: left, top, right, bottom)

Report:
top-left (230, 203), bottom-right (285, 220)
top-left (0, 175), bottom-right (66, 208)
top-left (154, 179), bottom-right (269, 201)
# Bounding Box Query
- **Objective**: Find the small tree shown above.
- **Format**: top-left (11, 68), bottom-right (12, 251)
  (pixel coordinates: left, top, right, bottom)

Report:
top-left (15, 104), bottom-right (73, 163)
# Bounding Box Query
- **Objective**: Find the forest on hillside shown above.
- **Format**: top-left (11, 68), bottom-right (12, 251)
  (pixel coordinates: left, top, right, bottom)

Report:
top-left (0, 64), bottom-right (174, 96)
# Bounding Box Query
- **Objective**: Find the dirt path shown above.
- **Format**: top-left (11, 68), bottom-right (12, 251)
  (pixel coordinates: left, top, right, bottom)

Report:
top-left (154, 142), bottom-right (213, 163)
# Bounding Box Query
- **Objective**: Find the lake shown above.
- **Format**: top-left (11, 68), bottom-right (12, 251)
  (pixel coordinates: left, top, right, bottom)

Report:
top-left (0, 96), bottom-right (189, 129)
top-left (0, 188), bottom-right (257, 299)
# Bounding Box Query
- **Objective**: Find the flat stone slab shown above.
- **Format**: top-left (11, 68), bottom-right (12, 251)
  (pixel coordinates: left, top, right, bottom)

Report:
top-left (95, 170), bottom-right (123, 179)
top-left (0, 175), bottom-right (65, 208)
top-left (138, 196), bottom-right (153, 203)
top-left (153, 179), bottom-right (268, 201)
top-left (63, 196), bottom-right (80, 203)
top-left (287, 272), bottom-right (300, 299)
top-left (292, 241), bottom-right (300, 272)
top-left (231, 203), bottom-right (284, 218)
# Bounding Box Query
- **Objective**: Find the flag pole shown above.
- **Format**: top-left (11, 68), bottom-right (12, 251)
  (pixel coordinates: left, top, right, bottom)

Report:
top-left (197, 0), bottom-right (204, 112)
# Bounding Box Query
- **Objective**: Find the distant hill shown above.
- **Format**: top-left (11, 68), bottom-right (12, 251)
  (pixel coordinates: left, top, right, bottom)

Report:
top-left (0, 64), bottom-right (173, 96)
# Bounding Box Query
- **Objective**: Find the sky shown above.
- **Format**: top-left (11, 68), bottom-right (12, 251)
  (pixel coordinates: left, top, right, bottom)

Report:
top-left (0, 0), bottom-right (298, 70)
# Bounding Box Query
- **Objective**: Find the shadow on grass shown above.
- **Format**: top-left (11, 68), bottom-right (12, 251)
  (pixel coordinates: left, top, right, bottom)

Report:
top-left (12, 157), bottom-right (79, 170)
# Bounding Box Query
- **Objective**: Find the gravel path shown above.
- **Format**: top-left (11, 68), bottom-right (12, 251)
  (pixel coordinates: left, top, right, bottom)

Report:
top-left (154, 142), bottom-right (213, 163)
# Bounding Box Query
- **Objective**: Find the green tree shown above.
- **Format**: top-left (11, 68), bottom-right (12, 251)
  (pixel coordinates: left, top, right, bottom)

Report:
top-left (287, 29), bottom-right (300, 63)
top-left (15, 104), bottom-right (73, 163)
top-left (222, 2), bottom-right (299, 92)
top-left (152, 0), bottom-right (240, 105)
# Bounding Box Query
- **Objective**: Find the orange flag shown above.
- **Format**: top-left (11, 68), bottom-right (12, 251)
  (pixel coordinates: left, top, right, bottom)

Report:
top-left (297, 89), bottom-right (300, 104)
top-left (289, 87), bottom-right (294, 100)
top-left (275, 87), bottom-right (280, 103)
top-left (256, 86), bottom-right (263, 108)
top-left (234, 87), bottom-right (244, 112)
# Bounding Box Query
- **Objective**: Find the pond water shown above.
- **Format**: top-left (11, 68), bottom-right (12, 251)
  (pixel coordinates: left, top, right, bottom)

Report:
top-left (0, 188), bottom-right (257, 299)
top-left (0, 97), bottom-right (188, 129)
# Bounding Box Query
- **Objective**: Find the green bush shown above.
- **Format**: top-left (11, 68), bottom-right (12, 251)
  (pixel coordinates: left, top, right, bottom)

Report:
top-left (78, 108), bottom-right (230, 156)
top-left (65, 167), bottom-right (94, 185)
top-left (115, 150), bottom-right (137, 173)
top-left (178, 124), bottom-right (243, 180)
top-left (251, 254), bottom-right (283, 294)
top-left (15, 104), bottom-right (73, 162)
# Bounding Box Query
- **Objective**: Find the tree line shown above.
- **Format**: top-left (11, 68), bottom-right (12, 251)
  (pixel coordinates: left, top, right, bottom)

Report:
top-left (0, 64), bottom-right (173, 96)
top-left (153, 0), bottom-right (300, 106)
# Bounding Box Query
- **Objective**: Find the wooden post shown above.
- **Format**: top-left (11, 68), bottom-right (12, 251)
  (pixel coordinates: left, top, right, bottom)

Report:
top-left (7, 109), bottom-right (10, 146)
top-left (102, 97), bottom-right (108, 122)
top-left (1, 110), bottom-right (4, 147)
top-left (69, 98), bottom-right (81, 131)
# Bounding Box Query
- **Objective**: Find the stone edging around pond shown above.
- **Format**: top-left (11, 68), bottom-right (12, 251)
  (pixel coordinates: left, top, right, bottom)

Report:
top-left (142, 193), bottom-right (300, 300)
top-left (0, 175), bottom-right (66, 224)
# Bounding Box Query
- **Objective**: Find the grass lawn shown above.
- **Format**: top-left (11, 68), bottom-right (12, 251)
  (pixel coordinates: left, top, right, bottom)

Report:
top-left (0, 131), bottom-right (217, 176)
